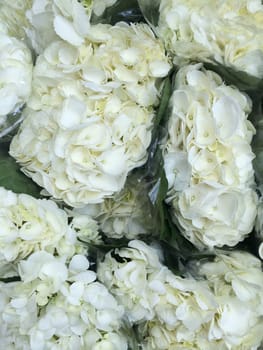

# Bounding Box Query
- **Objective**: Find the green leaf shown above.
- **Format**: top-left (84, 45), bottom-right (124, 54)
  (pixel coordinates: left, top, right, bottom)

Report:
top-left (0, 143), bottom-right (41, 197)
top-left (154, 76), bottom-right (172, 130)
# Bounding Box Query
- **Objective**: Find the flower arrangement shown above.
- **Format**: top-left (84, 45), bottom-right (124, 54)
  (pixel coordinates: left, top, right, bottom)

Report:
top-left (0, 0), bottom-right (263, 349)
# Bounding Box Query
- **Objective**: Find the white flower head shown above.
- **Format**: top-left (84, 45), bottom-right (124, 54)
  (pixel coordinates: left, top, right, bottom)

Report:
top-left (97, 240), bottom-right (165, 323)
top-left (196, 251), bottom-right (263, 348)
top-left (10, 23), bottom-right (170, 207)
top-left (0, 187), bottom-right (94, 272)
top-left (98, 239), bottom-right (216, 331)
top-left (158, 0), bottom-right (263, 78)
top-left (0, 252), bottom-right (128, 349)
top-left (163, 64), bottom-right (257, 249)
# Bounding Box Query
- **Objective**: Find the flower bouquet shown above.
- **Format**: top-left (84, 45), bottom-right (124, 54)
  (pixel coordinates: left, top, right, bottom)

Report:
top-left (1, 0), bottom-right (263, 349)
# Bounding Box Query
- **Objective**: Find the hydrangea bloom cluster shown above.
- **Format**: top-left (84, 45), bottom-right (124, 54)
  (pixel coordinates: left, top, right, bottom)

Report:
top-left (0, 187), bottom-right (127, 349)
top-left (196, 251), bottom-right (263, 350)
top-left (163, 64), bottom-right (258, 249)
top-left (157, 0), bottom-right (263, 78)
top-left (0, 253), bottom-right (127, 349)
top-left (0, 29), bottom-right (32, 129)
top-left (0, 187), bottom-right (99, 277)
top-left (98, 240), bottom-right (263, 349)
top-left (10, 22), bottom-right (171, 207)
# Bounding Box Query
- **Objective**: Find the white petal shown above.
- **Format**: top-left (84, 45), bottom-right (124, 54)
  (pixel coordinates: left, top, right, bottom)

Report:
top-left (69, 254), bottom-right (90, 272)
top-left (54, 15), bottom-right (84, 46)
top-left (212, 96), bottom-right (240, 140)
top-left (59, 97), bottom-right (86, 129)
top-left (98, 148), bottom-right (127, 176)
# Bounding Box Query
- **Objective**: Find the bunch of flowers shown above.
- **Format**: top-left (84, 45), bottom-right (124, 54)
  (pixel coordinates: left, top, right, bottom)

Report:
top-left (1, 0), bottom-right (263, 348)
top-left (10, 22), bottom-right (170, 207)
top-left (157, 0), bottom-right (263, 78)
top-left (163, 64), bottom-right (258, 249)
top-left (98, 240), bottom-right (263, 349)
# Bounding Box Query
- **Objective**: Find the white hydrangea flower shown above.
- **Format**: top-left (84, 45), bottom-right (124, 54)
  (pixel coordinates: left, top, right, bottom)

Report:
top-left (163, 64), bottom-right (258, 249)
top-left (174, 183), bottom-right (257, 249)
top-left (197, 251), bottom-right (263, 349)
top-left (0, 281), bottom-right (38, 349)
top-left (0, 187), bottom-right (71, 264)
top-left (158, 0), bottom-right (263, 78)
top-left (0, 253), bottom-right (128, 349)
top-left (0, 187), bottom-right (99, 272)
top-left (18, 251), bottom-right (69, 306)
top-left (10, 23), bottom-right (170, 207)
top-left (99, 241), bottom-right (263, 349)
top-left (98, 240), bottom-right (163, 323)
top-left (0, 32), bottom-right (32, 128)
top-left (98, 240), bottom-right (216, 329)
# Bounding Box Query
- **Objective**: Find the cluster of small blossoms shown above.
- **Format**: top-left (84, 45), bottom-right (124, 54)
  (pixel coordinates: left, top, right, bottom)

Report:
top-left (98, 240), bottom-right (263, 349)
top-left (0, 187), bottom-right (100, 276)
top-left (196, 251), bottom-right (263, 350)
top-left (10, 22), bottom-right (171, 207)
top-left (157, 0), bottom-right (263, 78)
top-left (0, 253), bottom-right (127, 349)
top-left (163, 64), bottom-right (258, 249)
top-left (0, 187), bottom-right (127, 349)
top-left (0, 26), bottom-right (32, 130)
